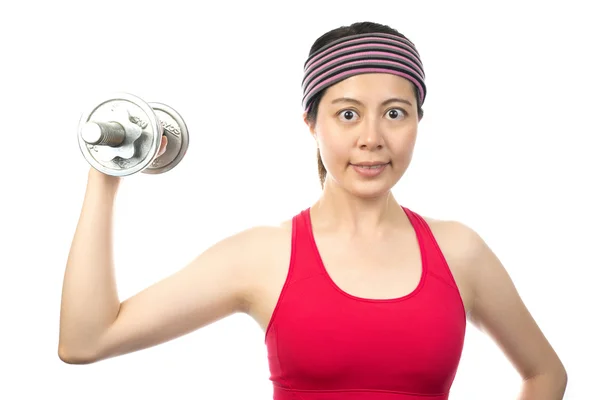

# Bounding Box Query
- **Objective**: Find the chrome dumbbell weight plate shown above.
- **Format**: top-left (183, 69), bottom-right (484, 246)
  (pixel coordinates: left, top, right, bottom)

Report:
top-left (77, 93), bottom-right (189, 177)
top-left (143, 102), bottom-right (189, 174)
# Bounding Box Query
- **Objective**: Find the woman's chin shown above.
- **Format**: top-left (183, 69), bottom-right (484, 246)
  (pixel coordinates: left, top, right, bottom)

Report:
top-left (346, 178), bottom-right (396, 199)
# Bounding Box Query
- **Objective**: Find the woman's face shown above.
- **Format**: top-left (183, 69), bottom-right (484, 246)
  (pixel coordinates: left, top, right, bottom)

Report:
top-left (304, 73), bottom-right (421, 198)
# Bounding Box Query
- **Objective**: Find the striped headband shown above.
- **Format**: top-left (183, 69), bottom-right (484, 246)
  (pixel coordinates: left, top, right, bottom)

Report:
top-left (301, 32), bottom-right (426, 113)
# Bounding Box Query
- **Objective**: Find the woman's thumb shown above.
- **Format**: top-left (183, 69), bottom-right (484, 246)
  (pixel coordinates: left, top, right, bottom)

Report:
top-left (157, 135), bottom-right (168, 157)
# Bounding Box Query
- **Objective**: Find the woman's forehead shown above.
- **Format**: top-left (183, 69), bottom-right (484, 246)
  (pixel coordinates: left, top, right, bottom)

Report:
top-left (323, 74), bottom-right (416, 101)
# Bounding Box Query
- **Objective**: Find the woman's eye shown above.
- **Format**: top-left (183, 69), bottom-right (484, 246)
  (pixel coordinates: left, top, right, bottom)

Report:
top-left (339, 110), bottom-right (357, 121)
top-left (387, 108), bottom-right (406, 119)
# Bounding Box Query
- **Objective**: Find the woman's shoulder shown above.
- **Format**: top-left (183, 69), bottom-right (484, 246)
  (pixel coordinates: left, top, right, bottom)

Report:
top-left (409, 213), bottom-right (480, 313)
top-left (426, 216), bottom-right (483, 255)
top-left (238, 218), bottom-right (294, 241)
top-left (414, 212), bottom-right (483, 268)
top-left (229, 218), bottom-right (295, 262)
top-left (409, 209), bottom-right (478, 247)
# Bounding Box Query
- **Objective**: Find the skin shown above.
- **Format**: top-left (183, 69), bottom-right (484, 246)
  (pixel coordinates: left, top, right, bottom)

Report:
top-left (59, 73), bottom-right (566, 397)
top-left (305, 73), bottom-right (421, 232)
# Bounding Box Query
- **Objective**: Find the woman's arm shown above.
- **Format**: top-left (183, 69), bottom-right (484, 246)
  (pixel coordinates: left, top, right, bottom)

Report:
top-left (58, 168), bottom-right (270, 364)
top-left (455, 222), bottom-right (567, 398)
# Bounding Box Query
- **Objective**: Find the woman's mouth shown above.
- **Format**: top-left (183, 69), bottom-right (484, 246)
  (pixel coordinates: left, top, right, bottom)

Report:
top-left (350, 162), bottom-right (390, 177)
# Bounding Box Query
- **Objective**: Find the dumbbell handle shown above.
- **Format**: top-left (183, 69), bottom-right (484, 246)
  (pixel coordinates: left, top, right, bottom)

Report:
top-left (81, 121), bottom-right (126, 147)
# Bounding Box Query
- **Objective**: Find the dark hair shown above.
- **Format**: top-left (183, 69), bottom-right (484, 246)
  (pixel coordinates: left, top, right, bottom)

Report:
top-left (305, 22), bottom-right (425, 188)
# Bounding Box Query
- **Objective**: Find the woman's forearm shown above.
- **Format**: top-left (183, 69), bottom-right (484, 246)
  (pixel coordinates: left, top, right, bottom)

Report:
top-left (58, 169), bottom-right (122, 362)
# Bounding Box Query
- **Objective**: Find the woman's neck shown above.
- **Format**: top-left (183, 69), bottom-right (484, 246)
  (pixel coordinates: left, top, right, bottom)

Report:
top-left (310, 183), bottom-right (407, 238)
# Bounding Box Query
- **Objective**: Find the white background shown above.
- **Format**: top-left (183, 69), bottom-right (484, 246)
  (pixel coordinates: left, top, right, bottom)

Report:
top-left (1, 1), bottom-right (598, 399)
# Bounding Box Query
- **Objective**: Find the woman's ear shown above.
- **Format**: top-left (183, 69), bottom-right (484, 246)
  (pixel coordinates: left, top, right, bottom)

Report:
top-left (303, 112), bottom-right (316, 137)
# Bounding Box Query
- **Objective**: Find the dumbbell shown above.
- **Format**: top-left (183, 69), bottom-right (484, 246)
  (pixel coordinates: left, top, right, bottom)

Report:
top-left (77, 92), bottom-right (189, 176)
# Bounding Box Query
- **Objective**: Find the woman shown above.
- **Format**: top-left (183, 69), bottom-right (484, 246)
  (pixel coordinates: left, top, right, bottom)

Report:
top-left (58, 21), bottom-right (567, 399)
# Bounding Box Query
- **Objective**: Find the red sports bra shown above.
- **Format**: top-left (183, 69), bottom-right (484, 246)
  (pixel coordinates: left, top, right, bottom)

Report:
top-left (264, 206), bottom-right (466, 399)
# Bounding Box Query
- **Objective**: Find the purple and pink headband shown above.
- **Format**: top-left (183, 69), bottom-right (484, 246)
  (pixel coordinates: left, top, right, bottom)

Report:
top-left (301, 32), bottom-right (427, 113)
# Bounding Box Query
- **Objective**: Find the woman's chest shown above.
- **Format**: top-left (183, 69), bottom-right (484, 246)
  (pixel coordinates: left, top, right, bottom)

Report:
top-left (247, 219), bottom-right (475, 332)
